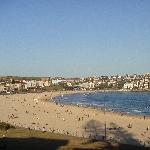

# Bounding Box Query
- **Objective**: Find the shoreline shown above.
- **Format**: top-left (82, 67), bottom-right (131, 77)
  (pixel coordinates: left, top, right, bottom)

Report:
top-left (51, 90), bottom-right (150, 119)
top-left (0, 91), bottom-right (150, 147)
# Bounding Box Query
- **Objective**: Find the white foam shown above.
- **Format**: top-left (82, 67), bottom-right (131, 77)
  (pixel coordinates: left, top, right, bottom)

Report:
top-left (133, 109), bottom-right (142, 113)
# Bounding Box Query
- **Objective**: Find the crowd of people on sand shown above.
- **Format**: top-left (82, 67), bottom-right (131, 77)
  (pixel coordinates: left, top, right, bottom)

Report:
top-left (0, 93), bottom-right (150, 147)
top-left (2, 95), bottom-right (103, 140)
top-left (1, 96), bottom-right (84, 137)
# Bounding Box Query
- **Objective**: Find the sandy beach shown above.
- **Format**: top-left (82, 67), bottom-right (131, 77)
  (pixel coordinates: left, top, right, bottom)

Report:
top-left (0, 91), bottom-right (150, 147)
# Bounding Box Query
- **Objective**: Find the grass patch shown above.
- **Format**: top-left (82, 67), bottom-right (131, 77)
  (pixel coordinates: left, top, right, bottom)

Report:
top-left (0, 124), bottom-right (149, 150)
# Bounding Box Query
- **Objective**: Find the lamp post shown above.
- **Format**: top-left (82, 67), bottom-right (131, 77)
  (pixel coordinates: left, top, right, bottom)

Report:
top-left (104, 95), bottom-right (107, 140)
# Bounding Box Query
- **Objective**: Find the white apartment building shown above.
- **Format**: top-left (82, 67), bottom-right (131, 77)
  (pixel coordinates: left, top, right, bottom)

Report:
top-left (37, 81), bottom-right (44, 87)
top-left (66, 82), bottom-right (72, 87)
top-left (0, 84), bottom-right (5, 92)
top-left (52, 79), bottom-right (62, 85)
top-left (44, 80), bottom-right (50, 87)
top-left (124, 82), bottom-right (134, 90)
top-left (80, 82), bottom-right (95, 89)
top-left (26, 80), bottom-right (37, 88)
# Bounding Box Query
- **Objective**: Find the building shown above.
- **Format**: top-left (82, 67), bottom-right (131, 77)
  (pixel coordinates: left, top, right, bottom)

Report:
top-left (52, 79), bottom-right (62, 85)
top-left (124, 82), bottom-right (134, 90)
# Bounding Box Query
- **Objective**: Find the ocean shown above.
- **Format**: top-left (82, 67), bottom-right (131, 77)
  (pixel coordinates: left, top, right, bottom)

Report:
top-left (54, 91), bottom-right (150, 116)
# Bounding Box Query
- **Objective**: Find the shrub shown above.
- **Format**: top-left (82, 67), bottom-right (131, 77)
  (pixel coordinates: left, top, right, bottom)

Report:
top-left (0, 122), bottom-right (15, 131)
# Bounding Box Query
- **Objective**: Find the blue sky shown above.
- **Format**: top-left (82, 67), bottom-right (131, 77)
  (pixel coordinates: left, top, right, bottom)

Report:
top-left (0, 0), bottom-right (150, 77)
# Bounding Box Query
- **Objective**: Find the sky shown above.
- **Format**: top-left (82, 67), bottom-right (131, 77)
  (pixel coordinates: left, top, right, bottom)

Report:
top-left (0, 0), bottom-right (150, 77)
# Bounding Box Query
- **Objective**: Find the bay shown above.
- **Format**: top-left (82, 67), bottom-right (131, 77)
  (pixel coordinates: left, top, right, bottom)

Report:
top-left (54, 92), bottom-right (150, 116)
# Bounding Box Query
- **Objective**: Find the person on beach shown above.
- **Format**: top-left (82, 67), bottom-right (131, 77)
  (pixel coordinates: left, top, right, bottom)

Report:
top-left (128, 123), bottom-right (132, 128)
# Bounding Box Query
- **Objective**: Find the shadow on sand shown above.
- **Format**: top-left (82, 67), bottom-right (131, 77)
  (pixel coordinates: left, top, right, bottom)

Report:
top-left (0, 121), bottom-right (150, 150)
top-left (0, 137), bottom-right (68, 150)
top-left (82, 119), bottom-right (150, 150)
top-left (0, 132), bottom-right (150, 150)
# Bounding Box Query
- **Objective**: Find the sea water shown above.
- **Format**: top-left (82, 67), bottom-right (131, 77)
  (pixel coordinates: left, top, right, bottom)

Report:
top-left (54, 91), bottom-right (150, 116)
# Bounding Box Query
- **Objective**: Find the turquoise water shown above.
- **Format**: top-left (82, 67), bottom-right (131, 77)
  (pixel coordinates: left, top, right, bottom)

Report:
top-left (54, 92), bottom-right (150, 116)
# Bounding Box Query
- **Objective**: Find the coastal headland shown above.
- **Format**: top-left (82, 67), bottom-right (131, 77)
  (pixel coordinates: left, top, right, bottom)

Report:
top-left (0, 91), bottom-right (150, 147)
